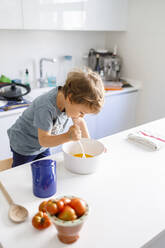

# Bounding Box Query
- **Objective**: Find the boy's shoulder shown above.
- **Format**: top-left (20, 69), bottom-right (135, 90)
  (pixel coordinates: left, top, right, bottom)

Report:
top-left (33, 88), bottom-right (57, 104)
top-left (32, 87), bottom-right (58, 112)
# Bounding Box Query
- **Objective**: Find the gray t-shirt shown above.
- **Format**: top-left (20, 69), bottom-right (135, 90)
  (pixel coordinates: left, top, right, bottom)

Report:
top-left (7, 87), bottom-right (69, 155)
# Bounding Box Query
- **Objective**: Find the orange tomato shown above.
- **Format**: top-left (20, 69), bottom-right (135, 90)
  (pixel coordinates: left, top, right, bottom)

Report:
top-left (55, 200), bottom-right (65, 212)
top-left (32, 211), bottom-right (51, 230)
top-left (60, 197), bottom-right (71, 205)
top-left (57, 205), bottom-right (77, 221)
top-left (69, 198), bottom-right (86, 217)
top-left (46, 200), bottom-right (58, 215)
top-left (39, 201), bottom-right (48, 212)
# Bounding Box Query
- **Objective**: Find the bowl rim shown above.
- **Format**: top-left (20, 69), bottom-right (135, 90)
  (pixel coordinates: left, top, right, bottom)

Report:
top-left (47, 195), bottom-right (89, 227)
top-left (62, 138), bottom-right (105, 158)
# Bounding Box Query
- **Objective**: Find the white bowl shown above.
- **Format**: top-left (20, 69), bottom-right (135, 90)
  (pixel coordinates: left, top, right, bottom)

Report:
top-left (62, 138), bottom-right (105, 175)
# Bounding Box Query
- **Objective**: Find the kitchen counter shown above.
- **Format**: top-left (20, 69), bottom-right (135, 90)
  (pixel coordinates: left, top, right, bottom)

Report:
top-left (0, 117), bottom-right (165, 248)
top-left (0, 79), bottom-right (141, 118)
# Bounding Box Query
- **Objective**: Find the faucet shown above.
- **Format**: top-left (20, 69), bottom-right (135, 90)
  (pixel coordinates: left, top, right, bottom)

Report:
top-left (39, 58), bottom-right (57, 87)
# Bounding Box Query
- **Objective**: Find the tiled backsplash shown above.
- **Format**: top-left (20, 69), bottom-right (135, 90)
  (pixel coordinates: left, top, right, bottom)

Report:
top-left (0, 30), bottom-right (107, 88)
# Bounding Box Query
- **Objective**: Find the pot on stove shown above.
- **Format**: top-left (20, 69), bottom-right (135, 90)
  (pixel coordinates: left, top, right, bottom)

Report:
top-left (0, 81), bottom-right (31, 101)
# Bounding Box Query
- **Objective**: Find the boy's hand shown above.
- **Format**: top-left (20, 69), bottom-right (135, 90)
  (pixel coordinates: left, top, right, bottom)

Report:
top-left (72, 117), bottom-right (90, 139)
top-left (72, 117), bottom-right (84, 126)
top-left (67, 124), bottom-right (81, 141)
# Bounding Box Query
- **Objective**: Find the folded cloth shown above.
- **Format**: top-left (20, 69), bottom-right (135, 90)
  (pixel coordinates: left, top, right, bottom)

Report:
top-left (127, 129), bottom-right (165, 150)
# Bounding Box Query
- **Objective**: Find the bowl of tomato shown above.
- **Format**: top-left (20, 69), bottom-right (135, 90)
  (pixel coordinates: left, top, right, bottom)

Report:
top-left (62, 138), bottom-right (105, 174)
top-left (45, 196), bottom-right (89, 244)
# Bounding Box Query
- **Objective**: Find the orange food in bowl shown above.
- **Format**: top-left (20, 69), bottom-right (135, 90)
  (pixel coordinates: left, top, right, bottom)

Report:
top-left (73, 153), bottom-right (93, 158)
top-left (62, 138), bottom-right (105, 174)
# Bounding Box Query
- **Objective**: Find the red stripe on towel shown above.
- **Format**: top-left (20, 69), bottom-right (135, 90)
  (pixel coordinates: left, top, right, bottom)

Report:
top-left (140, 131), bottom-right (165, 143)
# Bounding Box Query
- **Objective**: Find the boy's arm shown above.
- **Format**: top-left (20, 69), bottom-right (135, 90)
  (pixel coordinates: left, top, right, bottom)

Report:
top-left (72, 117), bottom-right (90, 138)
top-left (38, 129), bottom-right (69, 147)
top-left (38, 124), bottom-right (81, 147)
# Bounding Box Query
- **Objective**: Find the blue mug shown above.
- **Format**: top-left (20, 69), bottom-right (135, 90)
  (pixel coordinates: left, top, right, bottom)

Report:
top-left (31, 159), bottom-right (56, 198)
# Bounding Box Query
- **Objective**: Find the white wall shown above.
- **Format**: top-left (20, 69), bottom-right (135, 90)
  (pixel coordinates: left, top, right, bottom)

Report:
top-left (106, 0), bottom-right (165, 125)
top-left (0, 30), bottom-right (106, 87)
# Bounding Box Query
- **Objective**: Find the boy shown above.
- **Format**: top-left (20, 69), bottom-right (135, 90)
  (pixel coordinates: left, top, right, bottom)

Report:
top-left (7, 68), bottom-right (104, 167)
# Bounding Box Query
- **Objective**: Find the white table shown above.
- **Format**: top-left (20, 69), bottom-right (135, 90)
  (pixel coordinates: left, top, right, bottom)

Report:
top-left (0, 118), bottom-right (165, 248)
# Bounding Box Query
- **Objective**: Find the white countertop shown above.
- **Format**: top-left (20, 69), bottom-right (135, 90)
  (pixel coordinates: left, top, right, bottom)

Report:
top-left (0, 118), bottom-right (165, 248)
top-left (0, 79), bottom-right (141, 118)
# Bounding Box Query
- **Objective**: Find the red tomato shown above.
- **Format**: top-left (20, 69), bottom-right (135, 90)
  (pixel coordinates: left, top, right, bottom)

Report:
top-left (32, 211), bottom-right (51, 230)
top-left (55, 200), bottom-right (64, 212)
top-left (39, 201), bottom-right (48, 212)
top-left (57, 206), bottom-right (77, 221)
top-left (69, 198), bottom-right (86, 217)
top-left (46, 200), bottom-right (58, 215)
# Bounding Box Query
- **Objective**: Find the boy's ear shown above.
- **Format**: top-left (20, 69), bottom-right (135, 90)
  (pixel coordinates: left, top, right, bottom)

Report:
top-left (67, 94), bottom-right (72, 103)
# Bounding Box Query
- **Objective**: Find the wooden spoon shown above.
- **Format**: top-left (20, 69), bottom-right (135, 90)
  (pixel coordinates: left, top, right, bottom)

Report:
top-left (0, 181), bottom-right (28, 223)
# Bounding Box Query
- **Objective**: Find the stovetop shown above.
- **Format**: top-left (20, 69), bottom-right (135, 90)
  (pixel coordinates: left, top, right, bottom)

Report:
top-left (0, 98), bottom-right (31, 112)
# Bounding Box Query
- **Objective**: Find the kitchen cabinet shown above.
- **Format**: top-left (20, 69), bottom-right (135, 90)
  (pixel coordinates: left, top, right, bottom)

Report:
top-left (22, 0), bottom-right (127, 31)
top-left (83, 0), bottom-right (128, 31)
top-left (0, 0), bottom-right (127, 31)
top-left (0, 112), bottom-right (22, 160)
top-left (22, 0), bottom-right (85, 30)
top-left (85, 90), bottom-right (138, 139)
top-left (0, 0), bottom-right (23, 29)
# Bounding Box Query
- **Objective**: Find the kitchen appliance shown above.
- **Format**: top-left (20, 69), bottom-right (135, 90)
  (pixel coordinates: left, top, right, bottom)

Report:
top-left (0, 81), bottom-right (31, 101)
top-left (88, 48), bottom-right (121, 81)
top-left (104, 56), bottom-right (121, 81)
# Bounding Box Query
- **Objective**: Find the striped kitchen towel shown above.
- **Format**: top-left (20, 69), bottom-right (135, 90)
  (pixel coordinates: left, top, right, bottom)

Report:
top-left (127, 129), bottom-right (165, 150)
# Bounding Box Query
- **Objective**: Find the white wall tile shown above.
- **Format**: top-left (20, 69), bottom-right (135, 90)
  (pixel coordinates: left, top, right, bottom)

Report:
top-left (0, 30), bottom-right (106, 87)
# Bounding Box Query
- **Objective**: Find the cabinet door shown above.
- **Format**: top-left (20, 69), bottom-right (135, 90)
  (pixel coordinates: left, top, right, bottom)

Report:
top-left (23, 0), bottom-right (85, 30)
top-left (0, 113), bottom-right (22, 160)
top-left (83, 0), bottom-right (128, 31)
top-left (95, 91), bottom-right (138, 139)
top-left (84, 113), bottom-right (97, 139)
top-left (0, 0), bottom-right (23, 29)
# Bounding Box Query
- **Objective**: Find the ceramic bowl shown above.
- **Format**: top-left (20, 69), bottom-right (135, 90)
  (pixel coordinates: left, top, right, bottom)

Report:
top-left (47, 195), bottom-right (89, 244)
top-left (62, 138), bottom-right (105, 174)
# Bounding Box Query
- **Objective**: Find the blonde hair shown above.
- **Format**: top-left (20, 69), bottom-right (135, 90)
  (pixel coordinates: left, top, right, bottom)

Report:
top-left (62, 68), bottom-right (104, 113)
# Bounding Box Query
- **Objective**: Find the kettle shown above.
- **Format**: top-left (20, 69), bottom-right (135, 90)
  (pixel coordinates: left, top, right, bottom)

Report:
top-left (0, 81), bottom-right (31, 101)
